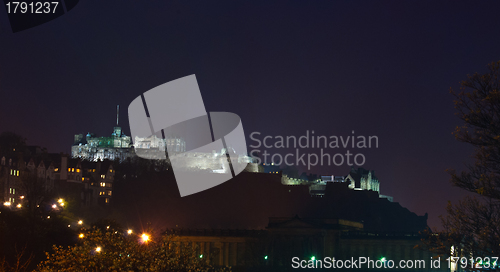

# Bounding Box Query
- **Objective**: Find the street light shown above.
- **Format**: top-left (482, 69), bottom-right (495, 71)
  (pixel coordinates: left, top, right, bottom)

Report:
top-left (78, 220), bottom-right (83, 225)
top-left (127, 229), bottom-right (133, 235)
top-left (52, 204), bottom-right (57, 209)
top-left (141, 233), bottom-right (150, 243)
top-left (95, 246), bottom-right (101, 253)
top-left (79, 233), bottom-right (84, 239)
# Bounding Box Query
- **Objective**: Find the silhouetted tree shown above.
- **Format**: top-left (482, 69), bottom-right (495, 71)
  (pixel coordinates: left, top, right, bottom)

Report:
top-left (424, 61), bottom-right (500, 260)
top-left (0, 132), bottom-right (26, 158)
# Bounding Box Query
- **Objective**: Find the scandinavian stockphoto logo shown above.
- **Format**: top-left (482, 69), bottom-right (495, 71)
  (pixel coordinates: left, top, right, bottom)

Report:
top-left (128, 75), bottom-right (248, 197)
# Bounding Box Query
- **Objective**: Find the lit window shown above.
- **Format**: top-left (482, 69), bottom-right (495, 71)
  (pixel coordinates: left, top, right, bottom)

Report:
top-left (10, 169), bottom-right (13, 175)
top-left (100, 182), bottom-right (105, 187)
top-left (82, 177), bottom-right (85, 181)
top-left (68, 168), bottom-right (71, 172)
top-left (108, 191), bottom-right (112, 196)
top-left (99, 191), bottom-right (104, 195)
top-left (76, 169), bottom-right (80, 173)
top-left (12, 189), bottom-right (15, 194)
top-left (105, 198), bottom-right (109, 203)
top-left (93, 169), bottom-right (95, 172)
top-left (54, 168), bottom-right (58, 172)
top-left (9, 188), bottom-right (12, 194)
top-left (16, 171), bottom-right (19, 176)
top-left (101, 175), bottom-right (105, 179)
top-left (72, 168), bottom-right (75, 172)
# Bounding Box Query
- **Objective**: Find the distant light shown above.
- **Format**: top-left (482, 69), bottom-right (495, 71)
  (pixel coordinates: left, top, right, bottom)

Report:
top-left (16, 204), bottom-right (21, 208)
top-left (20, 196), bottom-right (24, 199)
top-left (60, 202), bottom-right (65, 207)
top-left (141, 233), bottom-right (150, 243)
top-left (127, 229), bottom-right (133, 235)
top-left (95, 246), bottom-right (101, 253)
top-left (52, 204), bottom-right (57, 209)
top-left (47, 216), bottom-right (50, 219)
top-left (79, 233), bottom-right (84, 238)
top-left (311, 256), bottom-right (315, 261)
top-left (3, 202), bottom-right (11, 206)
top-left (78, 220), bottom-right (83, 225)
top-left (57, 198), bottom-right (63, 203)
top-left (264, 255), bottom-right (268, 260)
top-left (67, 225), bottom-right (71, 228)
top-left (199, 254), bottom-right (203, 258)
top-left (380, 257), bottom-right (386, 262)
top-left (106, 226), bottom-right (110, 230)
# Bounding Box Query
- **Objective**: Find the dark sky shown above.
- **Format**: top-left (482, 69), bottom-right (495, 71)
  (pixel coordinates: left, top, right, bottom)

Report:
top-left (1, 0), bottom-right (499, 229)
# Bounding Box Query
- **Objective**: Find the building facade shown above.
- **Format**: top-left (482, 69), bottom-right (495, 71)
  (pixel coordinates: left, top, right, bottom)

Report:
top-left (72, 126), bottom-right (134, 162)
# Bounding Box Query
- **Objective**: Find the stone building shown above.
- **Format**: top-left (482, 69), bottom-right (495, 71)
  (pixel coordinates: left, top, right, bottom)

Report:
top-left (167, 216), bottom-right (447, 271)
top-left (72, 126), bottom-right (134, 162)
top-left (0, 153), bottom-right (115, 208)
top-left (345, 167), bottom-right (380, 192)
top-left (0, 155), bottom-right (56, 207)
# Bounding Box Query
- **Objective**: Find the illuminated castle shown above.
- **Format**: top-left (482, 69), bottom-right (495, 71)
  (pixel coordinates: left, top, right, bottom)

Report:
top-left (72, 106), bottom-right (134, 161)
top-left (72, 127), bottom-right (134, 162)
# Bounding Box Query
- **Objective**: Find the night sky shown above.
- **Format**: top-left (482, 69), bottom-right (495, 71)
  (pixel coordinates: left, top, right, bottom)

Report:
top-left (1, 0), bottom-right (499, 230)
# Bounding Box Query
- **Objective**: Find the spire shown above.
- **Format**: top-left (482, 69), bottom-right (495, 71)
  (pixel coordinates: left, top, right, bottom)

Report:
top-left (116, 105), bottom-right (119, 126)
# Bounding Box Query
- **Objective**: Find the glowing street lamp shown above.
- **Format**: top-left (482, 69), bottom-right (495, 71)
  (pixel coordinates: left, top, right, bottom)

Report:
top-left (3, 202), bottom-right (11, 206)
top-left (52, 204), bottom-right (57, 209)
top-left (16, 204), bottom-right (21, 208)
top-left (57, 198), bottom-right (63, 203)
top-left (127, 229), bottom-right (133, 235)
top-left (78, 220), bottom-right (83, 225)
top-left (95, 246), bottom-right (101, 253)
top-left (79, 233), bottom-right (84, 239)
top-left (141, 233), bottom-right (150, 243)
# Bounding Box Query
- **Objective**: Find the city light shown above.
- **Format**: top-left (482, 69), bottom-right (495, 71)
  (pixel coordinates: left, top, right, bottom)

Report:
top-left (106, 226), bottom-right (110, 230)
top-left (60, 202), bottom-right (65, 207)
top-left (141, 233), bottom-right (150, 243)
top-left (127, 229), bottom-right (133, 235)
top-left (68, 224), bottom-right (71, 228)
top-left (95, 246), bottom-right (101, 253)
top-left (311, 256), bottom-right (315, 261)
top-left (52, 204), bottom-right (57, 209)
top-left (79, 233), bottom-right (84, 238)
top-left (199, 254), bottom-right (203, 258)
top-left (57, 198), bottom-right (63, 203)
top-left (20, 196), bottom-right (24, 199)
top-left (78, 220), bottom-right (83, 225)
top-left (3, 202), bottom-right (11, 206)
top-left (16, 204), bottom-right (21, 208)
top-left (380, 257), bottom-right (386, 262)
top-left (264, 255), bottom-right (268, 260)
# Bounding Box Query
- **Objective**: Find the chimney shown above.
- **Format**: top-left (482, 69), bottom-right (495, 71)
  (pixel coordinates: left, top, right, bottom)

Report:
top-left (60, 154), bottom-right (68, 180)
